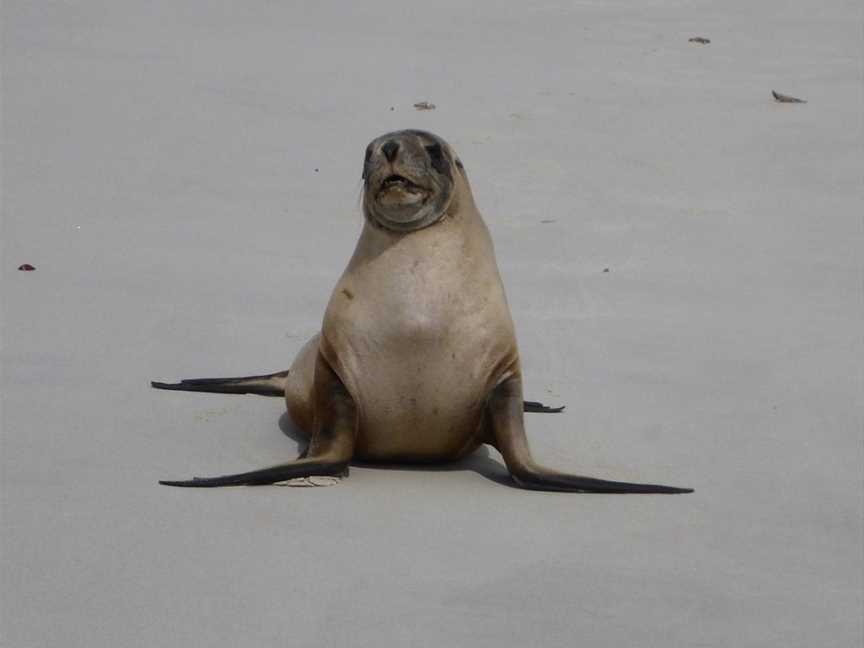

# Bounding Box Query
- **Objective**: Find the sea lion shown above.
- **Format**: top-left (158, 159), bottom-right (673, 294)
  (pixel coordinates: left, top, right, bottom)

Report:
top-left (153, 129), bottom-right (692, 493)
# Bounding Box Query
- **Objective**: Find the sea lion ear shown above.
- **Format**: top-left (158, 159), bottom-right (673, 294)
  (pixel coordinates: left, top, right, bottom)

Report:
top-left (362, 145), bottom-right (373, 179)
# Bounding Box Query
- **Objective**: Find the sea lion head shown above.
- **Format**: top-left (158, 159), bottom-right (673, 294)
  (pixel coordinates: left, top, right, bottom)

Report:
top-left (362, 129), bottom-right (469, 232)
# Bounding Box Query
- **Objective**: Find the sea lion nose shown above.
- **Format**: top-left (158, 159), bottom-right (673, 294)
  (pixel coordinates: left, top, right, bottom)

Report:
top-left (381, 140), bottom-right (399, 162)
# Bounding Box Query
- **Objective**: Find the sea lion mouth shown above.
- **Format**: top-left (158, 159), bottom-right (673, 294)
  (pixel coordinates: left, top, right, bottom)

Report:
top-left (378, 174), bottom-right (426, 194)
top-left (375, 174), bottom-right (430, 212)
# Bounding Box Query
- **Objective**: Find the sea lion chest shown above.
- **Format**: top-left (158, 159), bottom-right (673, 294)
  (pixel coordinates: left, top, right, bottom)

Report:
top-left (320, 221), bottom-right (517, 461)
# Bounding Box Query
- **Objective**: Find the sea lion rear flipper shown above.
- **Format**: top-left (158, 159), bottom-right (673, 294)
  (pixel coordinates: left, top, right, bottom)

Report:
top-left (523, 400), bottom-right (565, 413)
top-left (490, 377), bottom-right (693, 494)
top-left (159, 354), bottom-right (356, 488)
top-left (151, 370), bottom-right (289, 397)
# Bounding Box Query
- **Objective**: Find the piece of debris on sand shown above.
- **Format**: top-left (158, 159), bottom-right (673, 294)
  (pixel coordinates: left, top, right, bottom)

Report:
top-left (772, 90), bottom-right (807, 104)
top-left (18, 264), bottom-right (36, 271)
top-left (275, 476), bottom-right (341, 487)
top-left (413, 101), bottom-right (436, 110)
top-left (689, 37), bottom-right (710, 44)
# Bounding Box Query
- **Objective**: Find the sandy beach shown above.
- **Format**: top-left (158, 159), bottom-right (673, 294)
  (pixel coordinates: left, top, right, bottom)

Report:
top-left (2, 1), bottom-right (862, 646)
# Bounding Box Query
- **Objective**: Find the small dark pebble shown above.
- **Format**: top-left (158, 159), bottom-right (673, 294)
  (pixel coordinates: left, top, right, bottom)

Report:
top-left (314, 168), bottom-right (319, 172)
top-left (603, 268), bottom-right (610, 273)
top-left (389, 106), bottom-right (394, 111)
top-left (689, 37), bottom-right (710, 44)
top-left (18, 264), bottom-right (36, 271)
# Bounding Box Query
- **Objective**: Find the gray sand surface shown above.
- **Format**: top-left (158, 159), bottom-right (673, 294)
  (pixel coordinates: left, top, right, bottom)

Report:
top-left (2, 1), bottom-right (861, 646)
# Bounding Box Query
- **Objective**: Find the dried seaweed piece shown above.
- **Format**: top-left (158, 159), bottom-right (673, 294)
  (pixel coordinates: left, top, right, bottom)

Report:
top-left (413, 101), bottom-right (436, 110)
top-left (689, 37), bottom-right (710, 44)
top-left (18, 264), bottom-right (35, 271)
top-left (772, 90), bottom-right (807, 104)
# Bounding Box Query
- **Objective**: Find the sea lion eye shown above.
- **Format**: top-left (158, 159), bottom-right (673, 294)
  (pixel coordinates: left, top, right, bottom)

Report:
top-left (425, 143), bottom-right (443, 160)
top-left (425, 143), bottom-right (449, 175)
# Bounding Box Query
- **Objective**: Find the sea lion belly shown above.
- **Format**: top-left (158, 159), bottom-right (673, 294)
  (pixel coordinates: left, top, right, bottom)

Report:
top-left (332, 322), bottom-right (493, 461)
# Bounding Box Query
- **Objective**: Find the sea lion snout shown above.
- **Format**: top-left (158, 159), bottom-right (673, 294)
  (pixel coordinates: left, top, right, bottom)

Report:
top-left (381, 140), bottom-right (399, 162)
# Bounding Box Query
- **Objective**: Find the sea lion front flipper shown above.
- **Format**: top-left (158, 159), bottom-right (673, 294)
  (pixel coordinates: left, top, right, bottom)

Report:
top-left (158, 459), bottom-right (350, 488)
top-left (489, 376), bottom-right (693, 494)
top-left (159, 356), bottom-right (355, 488)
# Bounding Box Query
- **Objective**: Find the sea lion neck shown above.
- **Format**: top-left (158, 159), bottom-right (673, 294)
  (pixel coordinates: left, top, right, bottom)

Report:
top-left (347, 199), bottom-right (492, 274)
